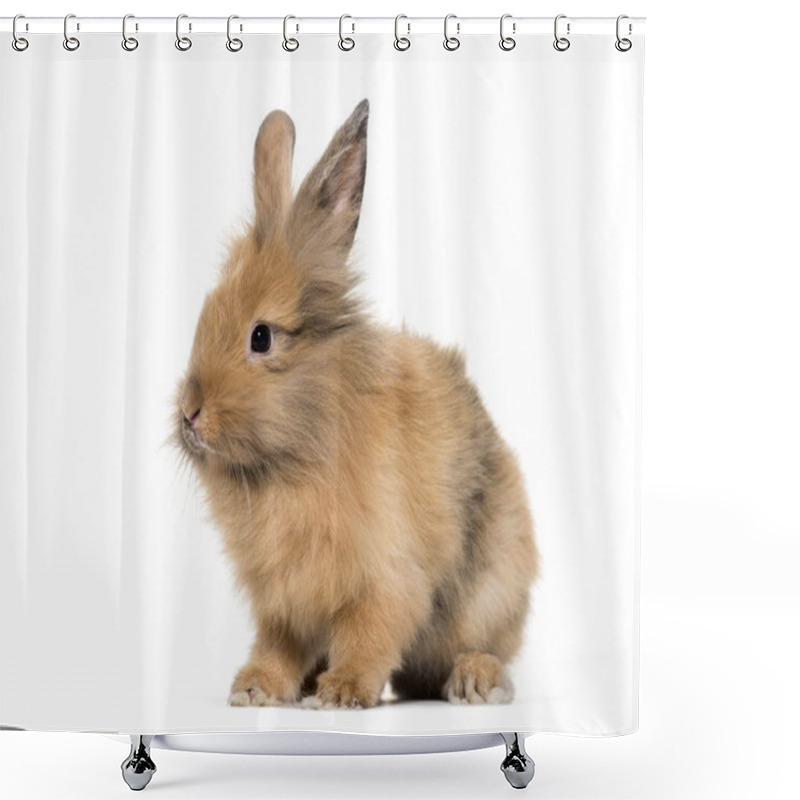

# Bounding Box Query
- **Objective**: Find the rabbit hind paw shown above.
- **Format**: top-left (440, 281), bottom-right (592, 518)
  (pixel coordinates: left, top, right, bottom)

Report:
top-left (444, 652), bottom-right (514, 704)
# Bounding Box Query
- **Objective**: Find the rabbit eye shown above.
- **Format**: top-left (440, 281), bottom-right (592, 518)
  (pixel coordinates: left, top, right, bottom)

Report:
top-left (250, 324), bottom-right (273, 354)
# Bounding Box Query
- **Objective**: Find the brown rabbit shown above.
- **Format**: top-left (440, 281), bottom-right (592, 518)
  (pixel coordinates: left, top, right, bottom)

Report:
top-left (175, 100), bottom-right (538, 708)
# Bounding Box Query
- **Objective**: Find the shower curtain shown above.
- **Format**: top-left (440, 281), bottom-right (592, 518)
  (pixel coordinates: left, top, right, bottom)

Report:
top-left (0, 18), bottom-right (644, 738)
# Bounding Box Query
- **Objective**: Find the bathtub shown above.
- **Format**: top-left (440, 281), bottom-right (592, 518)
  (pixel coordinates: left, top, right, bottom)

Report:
top-left (119, 731), bottom-right (534, 791)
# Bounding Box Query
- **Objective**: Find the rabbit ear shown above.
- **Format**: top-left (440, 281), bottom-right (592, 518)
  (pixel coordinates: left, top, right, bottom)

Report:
top-left (288, 99), bottom-right (369, 262)
top-left (253, 110), bottom-right (296, 246)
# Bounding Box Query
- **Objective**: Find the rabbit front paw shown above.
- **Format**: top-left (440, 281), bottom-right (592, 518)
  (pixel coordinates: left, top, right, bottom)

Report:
top-left (307, 669), bottom-right (383, 709)
top-left (444, 652), bottom-right (514, 704)
top-left (228, 662), bottom-right (298, 707)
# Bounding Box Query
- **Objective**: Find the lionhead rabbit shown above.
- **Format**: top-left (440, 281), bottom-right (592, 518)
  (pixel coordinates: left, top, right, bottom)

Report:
top-left (176, 99), bottom-right (538, 708)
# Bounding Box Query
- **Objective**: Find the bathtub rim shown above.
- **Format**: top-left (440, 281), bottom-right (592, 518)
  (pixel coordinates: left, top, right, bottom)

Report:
top-left (104, 730), bottom-right (527, 756)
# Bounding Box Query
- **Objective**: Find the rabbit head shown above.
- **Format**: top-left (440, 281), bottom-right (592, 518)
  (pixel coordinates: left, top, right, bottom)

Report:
top-left (175, 100), bottom-right (370, 482)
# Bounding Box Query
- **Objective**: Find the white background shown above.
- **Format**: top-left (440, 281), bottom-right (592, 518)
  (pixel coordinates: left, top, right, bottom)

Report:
top-left (1, 0), bottom-right (798, 798)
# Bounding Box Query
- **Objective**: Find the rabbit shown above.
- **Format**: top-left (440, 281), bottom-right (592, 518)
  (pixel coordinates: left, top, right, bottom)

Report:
top-left (175, 99), bottom-right (539, 709)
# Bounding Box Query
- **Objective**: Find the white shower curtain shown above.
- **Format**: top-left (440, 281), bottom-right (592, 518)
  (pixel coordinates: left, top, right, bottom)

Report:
top-left (0, 22), bottom-right (643, 737)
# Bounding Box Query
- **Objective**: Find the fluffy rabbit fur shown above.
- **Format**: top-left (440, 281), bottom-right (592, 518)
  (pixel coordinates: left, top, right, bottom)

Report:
top-left (176, 100), bottom-right (538, 708)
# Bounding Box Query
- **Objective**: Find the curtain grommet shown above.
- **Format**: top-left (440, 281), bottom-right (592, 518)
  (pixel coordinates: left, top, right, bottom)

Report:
top-left (282, 15), bottom-right (299, 52)
top-left (499, 14), bottom-right (516, 51)
top-left (175, 14), bottom-right (192, 51)
top-left (553, 14), bottom-right (570, 52)
top-left (226, 15), bottom-right (243, 52)
top-left (615, 15), bottom-right (632, 51)
top-left (12, 14), bottom-right (29, 51)
top-left (338, 14), bottom-right (355, 51)
top-left (443, 14), bottom-right (460, 51)
top-left (63, 13), bottom-right (80, 51)
top-left (394, 14), bottom-right (411, 51)
top-left (121, 14), bottom-right (139, 52)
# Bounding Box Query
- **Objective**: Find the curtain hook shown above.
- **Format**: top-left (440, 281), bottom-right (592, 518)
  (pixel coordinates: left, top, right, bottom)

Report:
top-left (615, 14), bottom-right (632, 52)
top-left (499, 13), bottom-right (516, 51)
top-left (175, 14), bottom-right (192, 51)
top-left (122, 14), bottom-right (139, 51)
top-left (338, 14), bottom-right (355, 51)
top-left (226, 15), bottom-right (243, 52)
top-left (63, 13), bottom-right (80, 51)
top-left (394, 14), bottom-right (411, 51)
top-left (283, 15), bottom-right (299, 51)
top-left (443, 13), bottom-right (460, 51)
top-left (553, 14), bottom-right (570, 52)
top-left (12, 14), bottom-right (29, 52)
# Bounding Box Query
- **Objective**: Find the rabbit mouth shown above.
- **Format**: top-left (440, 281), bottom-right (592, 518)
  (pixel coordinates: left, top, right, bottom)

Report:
top-left (177, 411), bottom-right (309, 484)
top-left (179, 416), bottom-right (267, 475)
top-left (180, 418), bottom-right (212, 458)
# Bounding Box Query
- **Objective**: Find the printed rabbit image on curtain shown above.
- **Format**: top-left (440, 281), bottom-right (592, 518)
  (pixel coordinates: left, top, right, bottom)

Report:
top-left (0, 24), bottom-right (643, 738)
top-left (175, 99), bottom-right (538, 710)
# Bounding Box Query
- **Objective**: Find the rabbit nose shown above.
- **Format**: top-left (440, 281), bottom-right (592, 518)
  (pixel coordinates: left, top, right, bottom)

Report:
top-left (182, 376), bottom-right (203, 426)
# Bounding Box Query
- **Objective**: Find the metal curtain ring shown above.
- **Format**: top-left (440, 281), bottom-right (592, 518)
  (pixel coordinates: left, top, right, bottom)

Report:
top-left (63, 13), bottom-right (80, 51)
top-left (227, 15), bottom-right (243, 51)
top-left (176, 14), bottom-right (192, 51)
top-left (499, 13), bottom-right (516, 51)
top-left (394, 14), bottom-right (410, 51)
top-left (12, 14), bottom-right (29, 51)
top-left (615, 14), bottom-right (632, 51)
top-left (443, 14), bottom-right (460, 51)
top-left (282, 15), bottom-right (299, 51)
top-left (553, 14), bottom-right (570, 51)
top-left (122, 14), bottom-right (138, 51)
top-left (338, 14), bottom-right (355, 51)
